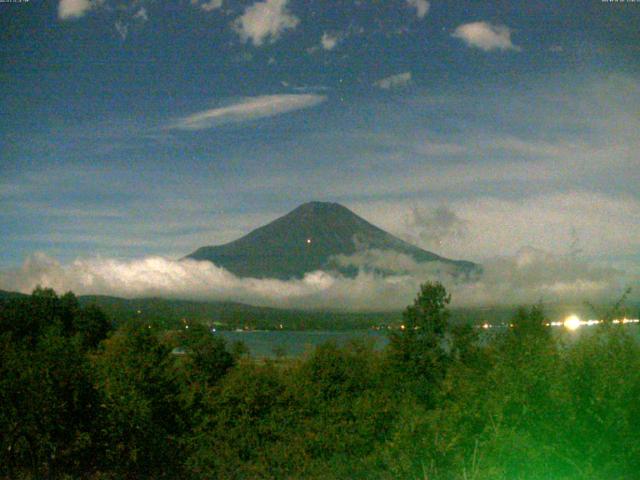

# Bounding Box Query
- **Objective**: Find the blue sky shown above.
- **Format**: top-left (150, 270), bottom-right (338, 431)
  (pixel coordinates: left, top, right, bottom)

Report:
top-left (1, 0), bottom-right (639, 306)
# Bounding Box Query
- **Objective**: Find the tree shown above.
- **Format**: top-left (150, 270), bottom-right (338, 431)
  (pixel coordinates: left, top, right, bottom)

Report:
top-left (510, 303), bottom-right (549, 340)
top-left (75, 304), bottom-right (112, 349)
top-left (91, 323), bottom-right (187, 478)
top-left (177, 323), bottom-right (235, 385)
top-left (0, 287), bottom-right (61, 344)
top-left (0, 288), bottom-right (112, 350)
top-left (388, 281), bottom-right (451, 406)
top-left (0, 289), bottom-right (102, 479)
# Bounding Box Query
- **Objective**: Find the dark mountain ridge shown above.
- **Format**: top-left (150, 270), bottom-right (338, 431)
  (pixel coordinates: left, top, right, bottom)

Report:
top-left (186, 201), bottom-right (479, 279)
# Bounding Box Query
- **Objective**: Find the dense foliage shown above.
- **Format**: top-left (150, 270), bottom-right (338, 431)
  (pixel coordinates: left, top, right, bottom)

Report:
top-left (1, 284), bottom-right (639, 479)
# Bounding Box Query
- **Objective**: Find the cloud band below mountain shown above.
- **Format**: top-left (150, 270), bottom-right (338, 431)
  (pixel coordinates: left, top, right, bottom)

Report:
top-left (1, 248), bottom-right (634, 311)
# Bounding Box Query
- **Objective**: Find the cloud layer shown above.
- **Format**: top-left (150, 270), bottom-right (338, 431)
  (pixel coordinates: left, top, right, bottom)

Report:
top-left (170, 94), bottom-right (326, 130)
top-left (452, 21), bottom-right (520, 51)
top-left (1, 247), bottom-right (634, 311)
top-left (352, 191), bottom-right (640, 267)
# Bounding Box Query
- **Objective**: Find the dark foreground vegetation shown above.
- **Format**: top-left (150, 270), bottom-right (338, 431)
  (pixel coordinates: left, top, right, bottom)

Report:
top-left (1, 285), bottom-right (639, 479)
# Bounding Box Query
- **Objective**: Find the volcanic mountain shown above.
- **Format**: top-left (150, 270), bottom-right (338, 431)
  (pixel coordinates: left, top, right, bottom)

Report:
top-left (185, 201), bottom-right (479, 279)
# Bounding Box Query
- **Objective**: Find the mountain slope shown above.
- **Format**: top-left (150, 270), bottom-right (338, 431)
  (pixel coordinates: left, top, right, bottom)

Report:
top-left (0, 289), bottom-right (29, 301)
top-left (185, 201), bottom-right (479, 279)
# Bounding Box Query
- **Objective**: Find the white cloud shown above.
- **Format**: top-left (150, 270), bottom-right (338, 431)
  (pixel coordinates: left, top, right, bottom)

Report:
top-left (169, 94), bottom-right (326, 130)
top-left (133, 7), bottom-right (148, 21)
top-left (233, 0), bottom-right (299, 46)
top-left (406, 0), bottom-right (430, 19)
top-left (350, 191), bottom-right (640, 265)
top-left (202, 0), bottom-right (223, 11)
top-left (489, 135), bottom-right (569, 158)
top-left (321, 32), bottom-right (339, 51)
top-left (191, 0), bottom-right (223, 12)
top-left (0, 253), bottom-right (414, 310)
top-left (452, 21), bottom-right (521, 52)
top-left (451, 247), bottom-right (632, 307)
top-left (331, 249), bottom-right (432, 276)
top-left (405, 205), bottom-right (469, 250)
top-left (58, 0), bottom-right (94, 20)
top-left (334, 246), bottom-right (633, 307)
top-left (413, 140), bottom-right (467, 156)
top-left (115, 20), bottom-right (128, 40)
top-left (59, 1), bottom-right (150, 23)
top-left (374, 72), bottom-right (412, 89)
top-left (1, 249), bottom-right (634, 311)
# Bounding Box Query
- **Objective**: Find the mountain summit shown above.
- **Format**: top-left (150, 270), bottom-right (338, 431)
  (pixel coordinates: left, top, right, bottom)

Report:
top-left (185, 201), bottom-right (478, 279)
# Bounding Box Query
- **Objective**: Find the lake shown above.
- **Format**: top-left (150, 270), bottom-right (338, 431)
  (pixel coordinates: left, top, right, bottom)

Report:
top-left (216, 322), bottom-right (640, 358)
top-left (217, 330), bottom-right (389, 358)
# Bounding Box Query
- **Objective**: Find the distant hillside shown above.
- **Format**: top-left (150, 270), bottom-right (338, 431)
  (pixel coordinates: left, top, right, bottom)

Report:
top-left (77, 294), bottom-right (400, 331)
top-left (0, 289), bottom-right (28, 301)
top-left (2, 289), bottom-right (637, 331)
top-left (186, 201), bottom-right (479, 279)
top-left (0, 289), bottom-right (396, 330)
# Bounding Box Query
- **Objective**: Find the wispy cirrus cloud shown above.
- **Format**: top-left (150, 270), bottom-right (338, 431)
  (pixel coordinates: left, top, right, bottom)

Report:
top-left (169, 94), bottom-right (326, 130)
top-left (452, 21), bottom-right (521, 52)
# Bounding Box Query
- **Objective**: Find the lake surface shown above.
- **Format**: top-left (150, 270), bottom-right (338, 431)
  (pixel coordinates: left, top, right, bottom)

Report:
top-left (217, 330), bottom-right (389, 358)
top-left (217, 323), bottom-right (640, 358)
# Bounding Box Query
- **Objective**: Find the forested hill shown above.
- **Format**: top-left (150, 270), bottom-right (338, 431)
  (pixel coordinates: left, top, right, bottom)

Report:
top-left (0, 289), bottom-right (398, 330)
top-left (2, 285), bottom-right (640, 479)
top-left (75, 294), bottom-right (400, 330)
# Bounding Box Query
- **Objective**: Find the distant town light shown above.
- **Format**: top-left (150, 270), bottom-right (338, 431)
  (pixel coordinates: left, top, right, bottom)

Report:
top-left (564, 314), bottom-right (582, 331)
top-left (476, 317), bottom-right (638, 330)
